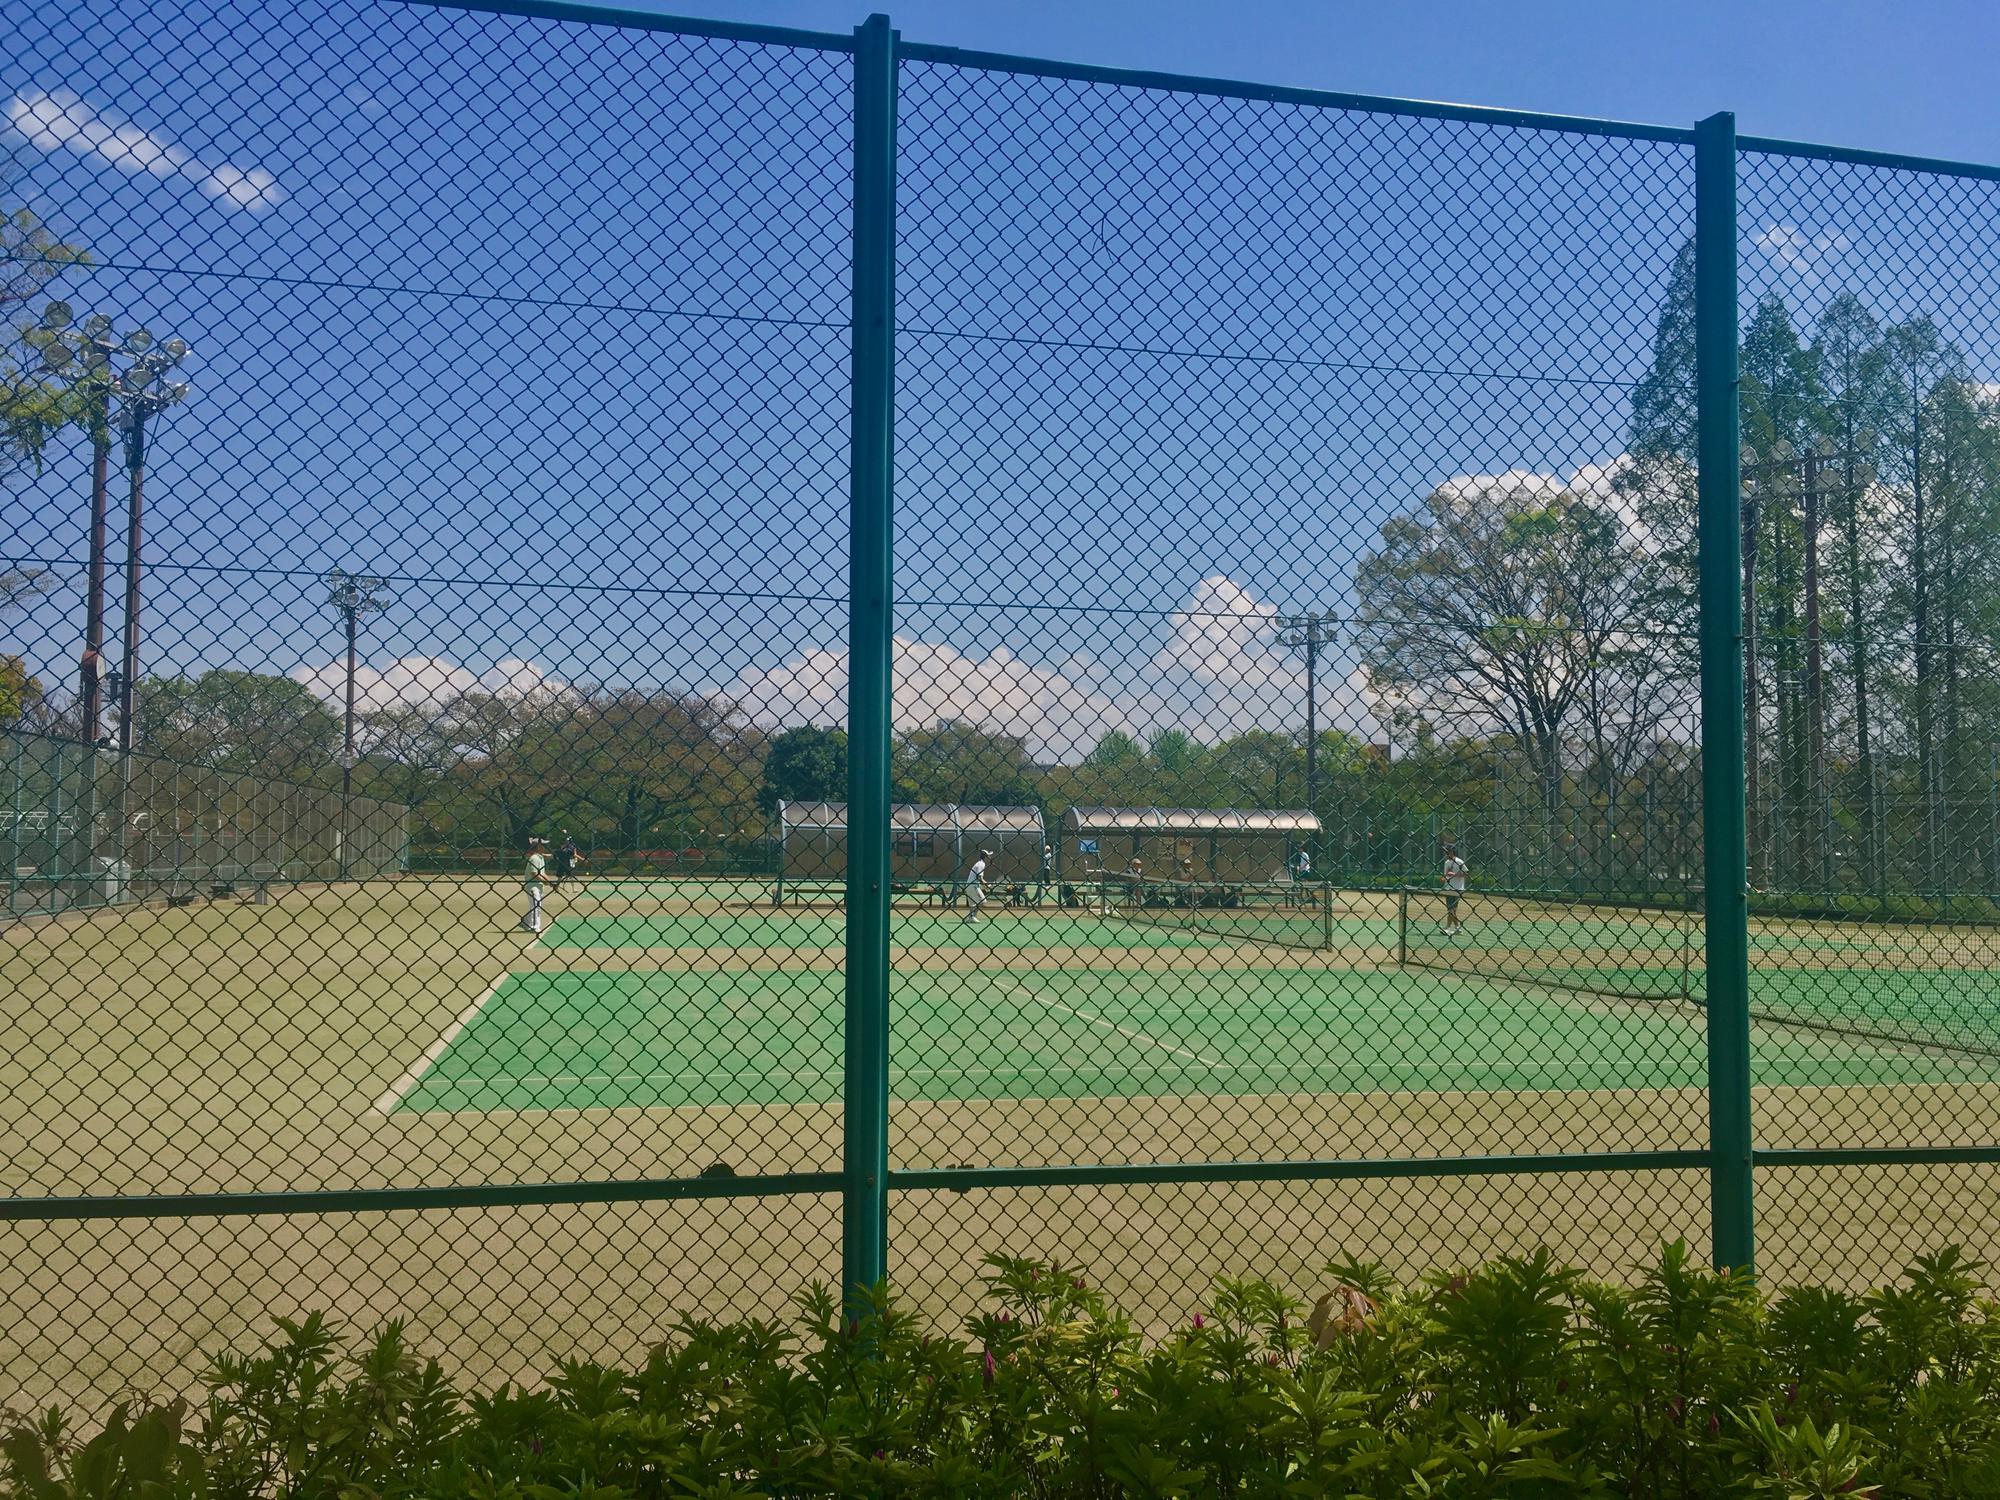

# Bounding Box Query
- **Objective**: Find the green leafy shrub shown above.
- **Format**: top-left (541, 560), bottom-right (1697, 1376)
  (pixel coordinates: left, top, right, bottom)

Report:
top-left (10, 1243), bottom-right (2000, 1498)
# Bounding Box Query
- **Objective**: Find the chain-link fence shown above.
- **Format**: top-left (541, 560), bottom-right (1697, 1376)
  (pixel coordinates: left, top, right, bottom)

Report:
top-left (4, 727), bottom-right (406, 914)
top-left (2, 0), bottom-right (1998, 1412)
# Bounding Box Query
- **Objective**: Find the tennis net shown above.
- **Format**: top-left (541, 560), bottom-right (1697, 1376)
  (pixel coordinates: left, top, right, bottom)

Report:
top-left (1092, 875), bottom-right (1335, 952)
top-left (1396, 887), bottom-right (1696, 1001)
top-left (1398, 886), bottom-right (2000, 1060)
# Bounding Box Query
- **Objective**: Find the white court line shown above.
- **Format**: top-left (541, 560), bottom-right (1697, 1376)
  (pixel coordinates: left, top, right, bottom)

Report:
top-left (372, 938), bottom-right (538, 1114)
top-left (999, 979), bottom-right (1222, 1067)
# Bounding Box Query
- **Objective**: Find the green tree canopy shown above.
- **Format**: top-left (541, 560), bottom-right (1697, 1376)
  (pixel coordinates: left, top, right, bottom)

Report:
top-left (893, 721), bottom-right (1034, 807)
top-left (757, 725), bottom-right (847, 813)
top-left (1354, 477), bottom-right (1663, 801)
top-left (2, 160), bottom-right (95, 482)
top-left (138, 670), bottom-right (341, 781)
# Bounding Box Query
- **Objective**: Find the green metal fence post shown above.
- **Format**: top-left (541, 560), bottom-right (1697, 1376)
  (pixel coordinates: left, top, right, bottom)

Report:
top-left (6, 732), bottom-right (21, 916)
top-left (844, 9), bottom-right (897, 1308)
top-left (1695, 109), bottom-right (1754, 1277)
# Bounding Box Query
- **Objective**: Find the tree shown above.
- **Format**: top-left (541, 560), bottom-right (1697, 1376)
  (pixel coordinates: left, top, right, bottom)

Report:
top-left (572, 690), bottom-right (763, 854)
top-left (1082, 731), bottom-right (1142, 768)
top-left (138, 670), bottom-right (341, 781)
top-left (1, 566), bottom-right (48, 611)
top-left (757, 726), bottom-right (847, 814)
top-left (1739, 295), bottom-right (1829, 887)
top-left (356, 701), bottom-right (468, 816)
top-left (1812, 293), bottom-right (1891, 895)
top-left (1879, 318), bottom-right (1969, 889)
top-left (1353, 476), bottom-right (1665, 811)
top-left (1147, 728), bottom-right (1197, 778)
top-left (893, 721), bottom-right (1035, 807)
top-left (0, 566), bottom-right (47, 724)
top-left (1620, 237), bottom-right (1701, 640)
top-left (0, 654), bottom-right (44, 725)
top-left (2, 156), bottom-right (94, 483)
top-left (1204, 730), bottom-right (1301, 811)
top-left (443, 686), bottom-right (588, 853)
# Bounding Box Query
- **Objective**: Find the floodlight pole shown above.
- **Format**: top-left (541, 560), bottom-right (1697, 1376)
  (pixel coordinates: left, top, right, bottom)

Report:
top-left (117, 403), bottom-right (148, 764)
top-left (79, 376), bottom-right (113, 747)
top-left (1281, 612), bottom-right (1337, 860)
top-left (343, 596), bottom-right (359, 876)
top-left (326, 569), bottom-right (390, 882)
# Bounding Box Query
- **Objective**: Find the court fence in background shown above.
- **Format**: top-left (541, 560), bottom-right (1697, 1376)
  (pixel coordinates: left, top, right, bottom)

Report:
top-left (3, 727), bottom-right (407, 916)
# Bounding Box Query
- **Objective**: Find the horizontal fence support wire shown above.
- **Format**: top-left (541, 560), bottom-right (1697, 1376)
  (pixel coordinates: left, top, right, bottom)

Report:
top-left (0, 1174), bottom-right (847, 1222)
top-left (891, 1153), bottom-right (1714, 1192)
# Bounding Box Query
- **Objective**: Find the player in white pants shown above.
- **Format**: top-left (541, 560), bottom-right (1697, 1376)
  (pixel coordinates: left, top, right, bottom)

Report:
top-left (1441, 843), bottom-right (1468, 935)
top-left (962, 848), bottom-right (992, 923)
top-left (523, 838), bottom-right (549, 933)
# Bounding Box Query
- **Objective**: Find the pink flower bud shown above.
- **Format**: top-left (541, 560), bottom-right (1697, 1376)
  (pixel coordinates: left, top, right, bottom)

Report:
top-left (982, 1349), bottom-right (996, 1385)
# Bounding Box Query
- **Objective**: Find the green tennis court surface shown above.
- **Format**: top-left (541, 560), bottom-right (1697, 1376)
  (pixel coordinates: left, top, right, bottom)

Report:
top-left (543, 902), bottom-right (1840, 954)
top-left (387, 963), bottom-right (2000, 1114)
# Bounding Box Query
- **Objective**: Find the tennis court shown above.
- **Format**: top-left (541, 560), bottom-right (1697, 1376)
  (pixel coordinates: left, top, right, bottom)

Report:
top-left (377, 878), bottom-right (2000, 1119)
top-left (8, 872), bottom-right (2000, 1408)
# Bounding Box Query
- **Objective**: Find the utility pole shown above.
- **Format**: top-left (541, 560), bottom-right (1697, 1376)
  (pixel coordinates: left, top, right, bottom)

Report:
top-left (326, 569), bottom-right (391, 880)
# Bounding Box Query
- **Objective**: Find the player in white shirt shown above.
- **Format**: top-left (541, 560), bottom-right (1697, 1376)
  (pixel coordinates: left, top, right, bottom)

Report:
top-left (962, 848), bottom-right (993, 923)
top-left (1440, 843), bottom-right (1468, 935)
top-left (523, 838), bottom-right (549, 933)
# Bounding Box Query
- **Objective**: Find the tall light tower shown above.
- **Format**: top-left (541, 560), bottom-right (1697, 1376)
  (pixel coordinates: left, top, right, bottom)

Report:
top-left (114, 332), bottom-right (193, 761)
top-left (326, 568), bottom-right (391, 879)
top-left (34, 306), bottom-right (189, 746)
top-left (1280, 610), bottom-right (1338, 857)
top-left (35, 308), bottom-right (188, 898)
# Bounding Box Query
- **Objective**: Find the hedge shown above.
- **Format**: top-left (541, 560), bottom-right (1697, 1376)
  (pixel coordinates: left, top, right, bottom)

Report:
top-left (7, 1242), bottom-right (2000, 1497)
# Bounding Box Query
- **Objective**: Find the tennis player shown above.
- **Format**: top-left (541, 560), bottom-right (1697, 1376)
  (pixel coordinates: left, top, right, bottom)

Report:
top-left (523, 837), bottom-right (550, 933)
top-left (1441, 843), bottom-right (1467, 935)
top-left (553, 831), bottom-right (580, 885)
top-left (962, 847), bottom-right (992, 923)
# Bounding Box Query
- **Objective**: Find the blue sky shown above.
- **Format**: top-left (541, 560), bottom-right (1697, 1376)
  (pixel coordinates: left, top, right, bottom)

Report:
top-left (3, 0), bottom-right (1995, 762)
top-left (703, 0), bottom-right (2000, 165)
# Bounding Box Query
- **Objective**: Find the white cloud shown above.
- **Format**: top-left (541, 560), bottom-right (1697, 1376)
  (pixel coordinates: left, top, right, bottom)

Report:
top-left (290, 654), bottom-right (568, 714)
top-left (731, 637), bottom-right (1139, 763)
top-left (8, 89), bottom-right (283, 212)
top-left (1438, 458), bottom-right (1660, 554)
top-left (1753, 224), bottom-right (1850, 271)
top-left (728, 575), bottom-right (1381, 762)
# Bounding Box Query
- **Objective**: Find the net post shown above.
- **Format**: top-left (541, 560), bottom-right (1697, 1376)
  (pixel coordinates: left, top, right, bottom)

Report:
top-left (1397, 887), bottom-right (1408, 967)
top-left (843, 10), bottom-right (897, 1312)
top-left (1695, 109), bottom-right (1754, 1279)
top-left (1321, 880), bottom-right (1333, 950)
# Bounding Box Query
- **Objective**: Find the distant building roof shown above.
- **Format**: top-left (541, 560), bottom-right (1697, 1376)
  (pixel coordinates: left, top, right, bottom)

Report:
top-left (1060, 806), bottom-right (1321, 834)
top-left (776, 801), bottom-right (1046, 833)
